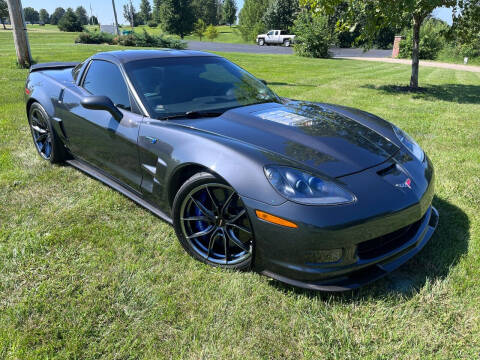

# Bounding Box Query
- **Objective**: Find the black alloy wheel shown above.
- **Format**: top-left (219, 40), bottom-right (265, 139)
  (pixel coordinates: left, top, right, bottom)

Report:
top-left (173, 172), bottom-right (254, 270)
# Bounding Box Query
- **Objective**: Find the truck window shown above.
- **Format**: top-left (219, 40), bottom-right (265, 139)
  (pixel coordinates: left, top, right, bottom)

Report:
top-left (82, 60), bottom-right (131, 110)
top-left (267, 31), bottom-right (274, 36)
top-left (274, 31), bottom-right (280, 36)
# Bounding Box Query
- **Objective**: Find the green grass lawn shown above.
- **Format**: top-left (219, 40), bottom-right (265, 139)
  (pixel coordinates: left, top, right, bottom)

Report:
top-left (1, 30), bottom-right (480, 359)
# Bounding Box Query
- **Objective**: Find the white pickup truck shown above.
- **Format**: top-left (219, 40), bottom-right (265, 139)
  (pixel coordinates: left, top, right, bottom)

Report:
top-left (256, 30), bottom-right (295, 47)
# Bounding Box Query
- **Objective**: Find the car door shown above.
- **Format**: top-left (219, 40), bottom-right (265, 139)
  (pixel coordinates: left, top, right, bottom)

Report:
top-left (274, 30), bottom-right (281, 44)
top-left (60, 59), bottom-right (143, 193)
top-left (266, 30), bottom-right (274, 44)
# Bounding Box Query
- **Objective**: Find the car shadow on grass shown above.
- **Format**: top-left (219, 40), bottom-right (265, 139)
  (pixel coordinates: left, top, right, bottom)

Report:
top-left (361, 84), bottom-right (480, 105)
top-left (269, 196), bottom-right (470, 300)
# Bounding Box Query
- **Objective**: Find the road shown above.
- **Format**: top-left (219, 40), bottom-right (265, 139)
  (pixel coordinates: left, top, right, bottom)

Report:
top-left (186, 41), bottom-right (392, 58)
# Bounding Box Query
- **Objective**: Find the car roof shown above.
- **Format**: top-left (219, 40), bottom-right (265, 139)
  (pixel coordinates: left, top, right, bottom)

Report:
top-left (91, 49), bottom-right (219, 64)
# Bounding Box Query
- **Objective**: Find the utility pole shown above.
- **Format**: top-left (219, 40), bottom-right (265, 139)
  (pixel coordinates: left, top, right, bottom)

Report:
top-left (6, 0), bottom-right (32, 68)
top-left (111, 0), bottom-right (120, 35)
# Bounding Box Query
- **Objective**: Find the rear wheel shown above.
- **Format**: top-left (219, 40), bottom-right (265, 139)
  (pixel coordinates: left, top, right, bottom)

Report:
top-left (173, 172), bottom-right (254, 270)
top-left (283, 39), bottom-right (291, 47)
top-left (28, 102), bottom-right (66, 163)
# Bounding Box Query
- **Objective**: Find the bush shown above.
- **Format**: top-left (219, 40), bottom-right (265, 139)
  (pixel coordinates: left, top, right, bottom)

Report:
top-left (205, 25), bottom-right (219, 41)
top-left (399, 18), bottom-right (448, 60)
top-left (147, 20), bottom-right (158, 28)
top-left (75, 31), bottom-right (114, 44)
top-left (58, 8), bottom-right (84, 32)
top-left (293, 12), bottom-right (334, 58)
top-left (75, 28), bottom-right (187, 49)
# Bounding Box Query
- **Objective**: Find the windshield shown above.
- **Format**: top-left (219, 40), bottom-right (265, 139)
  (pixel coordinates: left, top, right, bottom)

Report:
top-left (125, 56), bottom-right (280, 119)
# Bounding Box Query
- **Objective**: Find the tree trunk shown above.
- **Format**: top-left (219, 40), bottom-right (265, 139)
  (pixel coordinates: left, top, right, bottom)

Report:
top-left (1, 18), bottom-right (6, 29)
top-left (410, 16), bottom-right (422, 89)
top-left (6, 0), bottom-right (32, 68)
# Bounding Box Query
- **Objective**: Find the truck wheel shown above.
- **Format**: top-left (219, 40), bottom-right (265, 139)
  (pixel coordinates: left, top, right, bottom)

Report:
top-left (283, 39), bottom-right (291, 47)
top-left (258, 38), bottom-right (265, 46)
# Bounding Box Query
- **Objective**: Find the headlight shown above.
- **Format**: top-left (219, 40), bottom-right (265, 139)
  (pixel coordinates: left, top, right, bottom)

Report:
top-left (264, 166), bottom-right (355, 205)
top-left (393, 125), bottom-right (425, 162)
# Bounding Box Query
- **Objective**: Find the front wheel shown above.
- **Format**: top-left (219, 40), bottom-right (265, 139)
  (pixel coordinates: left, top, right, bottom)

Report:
top-left (258, 38), bottom-right (265, 46)
top-left (172, 172), bottom-right (254, 270)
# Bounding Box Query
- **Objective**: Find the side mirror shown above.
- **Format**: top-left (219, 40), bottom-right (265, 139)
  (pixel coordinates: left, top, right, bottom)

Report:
top-left (80, 95), bottom-right (123, 121)
top-left (260, 79), bottom-right (267, 85)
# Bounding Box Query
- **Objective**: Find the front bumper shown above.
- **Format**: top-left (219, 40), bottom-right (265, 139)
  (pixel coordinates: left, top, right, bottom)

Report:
top-left (261, 206), bottom-right (438, 291)
top-left (244, 153), bottom-right (437, 291)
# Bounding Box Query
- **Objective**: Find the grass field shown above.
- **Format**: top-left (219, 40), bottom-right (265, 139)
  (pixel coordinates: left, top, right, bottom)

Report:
top-left (1, 30), bottom-right (480, 359)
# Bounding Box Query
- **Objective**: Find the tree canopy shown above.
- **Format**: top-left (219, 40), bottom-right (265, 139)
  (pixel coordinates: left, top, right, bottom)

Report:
top-left (140, 0), bottom-right (152, 23)
top-left (39, 9), bottom-right (49, 24)
top-left (23, 7), bottom-right (39, 23)
top-left (263, 0), bottom-right (299, 30)
top-left (0, 0), bottom-right (9, 29)
top-left (58, 8), bottom-right (83, 32)
top-left (223, 0), bottom-right (238, 26)
top-left (75, 6), bottom-right (89, 25)
top-left (238, 0), bottom-right (270, 41)
top-left (50, 7), bottom-right (66, 25)
top-left (159, 0), bottom-right (195, 38)
top-left (300, 0), bottom-right (458, 88)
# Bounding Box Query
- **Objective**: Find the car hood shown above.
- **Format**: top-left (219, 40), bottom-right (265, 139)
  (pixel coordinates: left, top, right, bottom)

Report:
top-left (174, 101), bottom-right (399, 178)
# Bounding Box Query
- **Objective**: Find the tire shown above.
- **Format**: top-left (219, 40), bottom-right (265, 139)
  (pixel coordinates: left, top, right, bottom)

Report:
top-left (172, 172), bottom-right (254, 271)
top-left (258, 38), bottom-right (265, 46)
top-left (283, 39), bottom-right (291, 47)
top-left (28, 102), bottom-right (66, 164)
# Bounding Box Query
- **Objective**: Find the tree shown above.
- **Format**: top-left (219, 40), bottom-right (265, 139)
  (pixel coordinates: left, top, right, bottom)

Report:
top-left (301, 0), bottom-right (458, 89)
top-left (293, 10), bottom-right (334, 57)
top-left (23, 6), bottom-right (39, 23)
top-left (193, 18), bottom-right (207, 40)
top-left (140, 0), bottom-right (152, 23)
top-left (263, 0), bottom-right (299, 30)
top-left (223, 0), bottom-right (237, 26)
top-left (205, 24), bottom-right (219, 39)
top-left (39, 8), bottom-right (49, 24)
top-left (89, 15), bottom-right (99, 25)
top-left (153, 0), bottom-right (163, 22)
top-left (0, 0), bottom-right (9, 29)
top-left (238, 0), bottom-right (270, 42)
top-left (50, 7), bottom-right (65, 25)
top-left (75, 6), bottom-right (88, 25)
top-left (58, 8), bottom-right (83, 32)
top-left (123, 0), bottom-right (137, 28)
top-left (159, 0), bottom-right (195, 38)
top-left (452, 0), bottom-right (480, 57)
top-left (192, 0), bottom-right (218, 25)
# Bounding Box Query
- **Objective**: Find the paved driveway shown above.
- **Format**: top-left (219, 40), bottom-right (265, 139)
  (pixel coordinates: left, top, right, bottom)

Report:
top-left (186, 41), bottom-right (392, 58)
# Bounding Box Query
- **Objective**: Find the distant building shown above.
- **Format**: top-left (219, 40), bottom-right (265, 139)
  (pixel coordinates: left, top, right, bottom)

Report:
top-left (100, 25), bottom-right (118, 35)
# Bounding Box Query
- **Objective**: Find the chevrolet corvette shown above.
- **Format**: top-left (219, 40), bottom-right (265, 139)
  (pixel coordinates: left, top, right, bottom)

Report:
top-left (24, 50), bottom-right (438, 291)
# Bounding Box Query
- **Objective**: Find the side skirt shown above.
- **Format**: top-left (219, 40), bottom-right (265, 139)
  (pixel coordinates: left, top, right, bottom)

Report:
top-left (66, 159), bottom-right (173, 224)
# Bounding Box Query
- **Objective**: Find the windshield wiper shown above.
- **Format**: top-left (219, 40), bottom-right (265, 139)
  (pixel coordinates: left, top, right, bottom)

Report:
top-left (159, 110), bottom-right (224, 120)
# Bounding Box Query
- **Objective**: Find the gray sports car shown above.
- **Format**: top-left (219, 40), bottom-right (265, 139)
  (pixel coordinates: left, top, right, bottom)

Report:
top-left (24, 50), bottom-right (437, 291)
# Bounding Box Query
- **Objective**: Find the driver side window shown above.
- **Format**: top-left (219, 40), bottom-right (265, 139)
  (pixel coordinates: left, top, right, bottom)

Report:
top-left (83, 60), bottom-right (131, 110)
top-left (267, 31), bottom-right (274, 36)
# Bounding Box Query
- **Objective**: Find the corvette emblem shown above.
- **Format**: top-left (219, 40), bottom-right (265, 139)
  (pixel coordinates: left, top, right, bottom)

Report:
top-left (395, 178), bottom-right (412, 189)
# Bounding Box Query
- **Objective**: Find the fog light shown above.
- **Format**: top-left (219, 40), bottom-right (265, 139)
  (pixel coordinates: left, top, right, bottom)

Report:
top-left (305, 249), bottom-right (343, 264)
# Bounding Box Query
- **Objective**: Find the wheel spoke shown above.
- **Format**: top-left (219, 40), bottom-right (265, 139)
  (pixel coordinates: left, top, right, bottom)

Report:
top-left (31, 125), bottom-right (47, 134)
top-left (205, 186), bottom-right (220, 215)
top-left (190, 196), bottom-right (215, 220)
top-left (226, 209), bottom-right (246, 225)
top-left (187, 225), bottom-right (215, 239)
top-left (181, 215), bottom-right (212, 222)
top-left (226, 229), bottom-right (250, 252)
top-left (221, 191), bottom-right (236, 216)
top-left (207, 228), bottom-right (220, 258)
top-left (227, 223), bottom-right (252, 236)
top-left (223, 232), bottom-right (229, 263)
